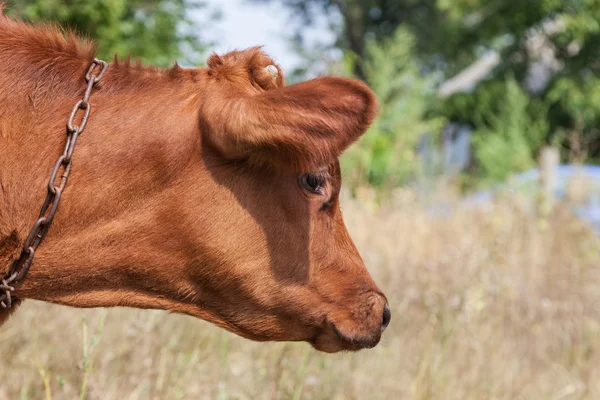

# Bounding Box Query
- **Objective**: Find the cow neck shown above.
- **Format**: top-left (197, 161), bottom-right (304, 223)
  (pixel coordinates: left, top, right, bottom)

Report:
top-left (0, 58), bottom-right (108, 310)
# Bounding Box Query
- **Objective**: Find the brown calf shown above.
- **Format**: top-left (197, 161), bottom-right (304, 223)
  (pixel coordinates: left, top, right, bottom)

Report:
top-left (0, 10), bottom-right (390, 352)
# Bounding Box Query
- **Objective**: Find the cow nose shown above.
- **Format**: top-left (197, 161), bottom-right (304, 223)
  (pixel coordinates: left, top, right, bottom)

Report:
top-left (381, 304), bottom-right (391, 332)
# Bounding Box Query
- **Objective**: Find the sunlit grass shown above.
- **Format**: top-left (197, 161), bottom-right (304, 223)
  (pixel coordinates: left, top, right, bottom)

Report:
top-left (1, 189), bottom-right (600, 399)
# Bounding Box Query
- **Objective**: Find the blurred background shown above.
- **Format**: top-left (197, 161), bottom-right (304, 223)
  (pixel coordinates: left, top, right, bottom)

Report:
top-left (2, 0), bottom-right (600, 399)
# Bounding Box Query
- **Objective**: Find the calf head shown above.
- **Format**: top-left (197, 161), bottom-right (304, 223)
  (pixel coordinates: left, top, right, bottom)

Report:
top-left (185, 48), bottom-right (390, 352)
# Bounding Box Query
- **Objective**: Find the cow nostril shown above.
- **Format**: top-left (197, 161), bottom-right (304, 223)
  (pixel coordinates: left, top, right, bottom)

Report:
top-left (381, 304), bottom-right (391, 332)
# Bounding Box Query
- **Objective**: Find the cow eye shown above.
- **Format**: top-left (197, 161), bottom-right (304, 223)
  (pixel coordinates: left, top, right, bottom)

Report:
top-left (299, 173), bottom-right (325, 195)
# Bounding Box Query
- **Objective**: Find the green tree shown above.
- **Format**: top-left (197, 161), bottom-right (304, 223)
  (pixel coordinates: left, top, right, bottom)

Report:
top-left (440, 0), bottom-right (600, 170)
top-left (342, 28), bottom-right (444, 187)
top-left (5, 0), bottom-right (216, 66)
top-left (469, 78), bottom-right (548, 183)
top-left (251, 0), bottom-right (600, 80)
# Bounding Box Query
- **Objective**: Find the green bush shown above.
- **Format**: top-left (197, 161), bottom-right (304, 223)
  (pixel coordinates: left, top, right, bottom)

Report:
top-left (5, 0), bottom-right (213, 66)
top-left (470, 77), bottom-right (549, 184)
top-left (341, 28), bottom-right (445, 188)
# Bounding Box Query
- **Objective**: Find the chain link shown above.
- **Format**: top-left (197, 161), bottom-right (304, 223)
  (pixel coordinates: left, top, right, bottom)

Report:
top-left (0, 58), bottom-right (108, 309)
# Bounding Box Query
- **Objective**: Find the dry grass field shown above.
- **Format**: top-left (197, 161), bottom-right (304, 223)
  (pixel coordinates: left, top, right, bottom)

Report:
top-left (1, 190), bottom-right (600, 400)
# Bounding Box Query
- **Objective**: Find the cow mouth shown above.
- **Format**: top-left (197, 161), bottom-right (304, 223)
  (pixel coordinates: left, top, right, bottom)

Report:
top-left (309, 321), bottom-right (381, 353)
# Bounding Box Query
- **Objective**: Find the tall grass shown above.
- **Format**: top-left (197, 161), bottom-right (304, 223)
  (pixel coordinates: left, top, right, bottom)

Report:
top-left (1, 190), bottom-right (599, 399)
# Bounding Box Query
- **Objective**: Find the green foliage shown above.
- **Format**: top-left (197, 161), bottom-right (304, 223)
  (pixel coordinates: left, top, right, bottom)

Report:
top-left (469, 78), bottom-right (548, 183)
top-left (546, 75), bottom-right (600, 162)
top-left (341, 28), bottom-right (445, 187)
top-left (5, 0), bottom-right (213, 66)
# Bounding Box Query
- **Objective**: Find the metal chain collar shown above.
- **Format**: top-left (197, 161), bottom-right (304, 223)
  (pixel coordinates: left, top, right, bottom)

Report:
top-left (0, 58), bottom-right (108, 309)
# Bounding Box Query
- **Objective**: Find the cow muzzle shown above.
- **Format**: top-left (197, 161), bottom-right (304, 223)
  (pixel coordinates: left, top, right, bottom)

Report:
top-left (311, 292), bottom-right (390, 353)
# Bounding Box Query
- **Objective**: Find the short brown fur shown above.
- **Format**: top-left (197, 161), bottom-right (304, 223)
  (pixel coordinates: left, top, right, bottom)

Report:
top-left (0, 8), bottom-right (388, 352)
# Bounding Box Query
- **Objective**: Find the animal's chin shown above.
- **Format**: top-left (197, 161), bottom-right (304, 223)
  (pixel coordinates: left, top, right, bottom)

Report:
top-left (309, 322), bottom-right (381, 353)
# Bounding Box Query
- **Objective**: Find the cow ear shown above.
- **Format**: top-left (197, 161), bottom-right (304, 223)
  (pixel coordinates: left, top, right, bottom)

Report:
top-left (200, 76), bottom-right (379, 172)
